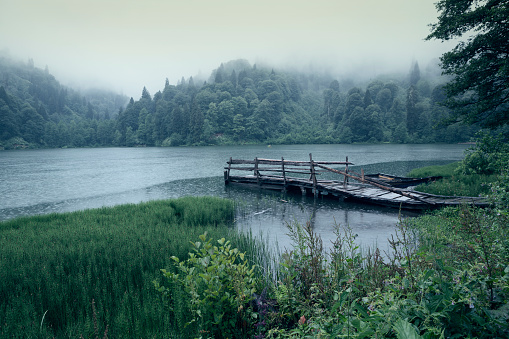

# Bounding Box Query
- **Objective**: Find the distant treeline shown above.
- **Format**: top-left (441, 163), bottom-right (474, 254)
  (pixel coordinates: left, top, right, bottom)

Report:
top-left (0, 56), bottom-right (480, 149)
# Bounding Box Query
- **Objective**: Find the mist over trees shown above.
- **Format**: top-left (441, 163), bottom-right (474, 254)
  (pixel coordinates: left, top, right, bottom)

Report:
top-left (0, 54), bottom-right (128, 148)
top-left (0, 55), bottom-right (480, 150)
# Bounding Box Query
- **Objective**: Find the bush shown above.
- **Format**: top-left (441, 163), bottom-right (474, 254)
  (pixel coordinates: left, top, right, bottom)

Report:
top-left (457, 131), bottom-right (509, 175)
top-left (410, 131), bottom-right (508, 197)
top-left (262, 216), bottom-right (509, 338)
top-left (155, 232), bottom-right (260, 338)
top-left (3, 136), bottom-right (30, 149)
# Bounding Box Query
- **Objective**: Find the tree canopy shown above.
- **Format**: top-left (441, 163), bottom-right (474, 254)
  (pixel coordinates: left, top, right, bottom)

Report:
top-left (427, 0), bottom-right (509, 128)
top-left (0, 54), bottom-right (480, 149)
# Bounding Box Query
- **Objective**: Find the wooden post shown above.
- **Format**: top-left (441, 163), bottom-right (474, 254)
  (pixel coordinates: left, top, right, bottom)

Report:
top-left (227, 157), bottom-right (232, 179)
top-left (309, 153), bottom-right (318, 196)
top-left (344, 156), bottom-right (349, 186)
top-left (254, 157), bottom-right (260, 186)
top-left (281, 157), bottom-right (287, 192)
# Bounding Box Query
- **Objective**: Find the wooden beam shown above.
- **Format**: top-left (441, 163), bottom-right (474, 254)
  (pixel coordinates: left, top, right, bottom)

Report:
top-left (315, 163), bottom-right (436, 205)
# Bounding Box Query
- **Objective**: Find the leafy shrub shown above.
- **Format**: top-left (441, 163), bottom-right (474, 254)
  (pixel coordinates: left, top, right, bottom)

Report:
top-left (488, 166), bottom-right (509, 216)
top-left (155, 232), bottom-right (260, 338)
top-left (260, 215), bottom-right (509, 338)
top-left (457, 131), bottom-right (509, 175)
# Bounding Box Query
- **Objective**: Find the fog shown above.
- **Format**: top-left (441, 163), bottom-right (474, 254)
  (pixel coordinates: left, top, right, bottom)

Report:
top-left (0, 0), bottom-right (457, 98)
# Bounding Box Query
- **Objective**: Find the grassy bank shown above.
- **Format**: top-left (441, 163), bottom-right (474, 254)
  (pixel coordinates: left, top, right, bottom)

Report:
top-left (0, 197), bottom-right (259, 338)
top-left (408, 133), bottom-right (508, 197)
top-left (408, 161), bottom-right (498, 197)
top-left (2, 197), bottom-right (508, 338)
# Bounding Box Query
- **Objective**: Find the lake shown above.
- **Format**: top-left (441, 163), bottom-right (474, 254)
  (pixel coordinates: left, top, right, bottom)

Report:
top-left (0, 144), bottom-right (469, 253)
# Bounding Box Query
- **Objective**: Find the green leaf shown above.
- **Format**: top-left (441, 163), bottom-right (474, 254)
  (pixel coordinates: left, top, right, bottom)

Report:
top-left (402, 277), bottom-right (410, 289)
top-left (199, 233), bottom-right (207, 242)
top-left (393, 319), bottom-right (422, 339)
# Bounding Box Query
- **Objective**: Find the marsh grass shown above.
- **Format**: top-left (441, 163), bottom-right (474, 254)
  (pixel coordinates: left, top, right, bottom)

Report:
top-left (0, 197), bottom-right (248, 338)
top-left (407, 162), bottom-right (497, 197)
top-left (407, 161), bottom-right (461, 178)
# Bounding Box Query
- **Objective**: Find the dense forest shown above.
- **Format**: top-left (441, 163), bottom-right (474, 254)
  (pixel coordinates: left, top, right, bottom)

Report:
top-left (1, 55), bottom-right (481, 150)
top-left (0, 54), bottom-right (128, 149)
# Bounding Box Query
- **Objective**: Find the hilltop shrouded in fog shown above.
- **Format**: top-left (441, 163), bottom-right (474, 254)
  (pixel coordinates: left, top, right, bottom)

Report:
top-left (0, 0), bottom-right (478, 149)
top-left (0, 54), bottom-right (479, 149)
top-left (0, 0), bottom-right (458, 98)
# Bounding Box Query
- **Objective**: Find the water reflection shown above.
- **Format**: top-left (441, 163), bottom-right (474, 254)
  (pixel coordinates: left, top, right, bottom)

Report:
top-left (224, 183), bottom-right (417, 254)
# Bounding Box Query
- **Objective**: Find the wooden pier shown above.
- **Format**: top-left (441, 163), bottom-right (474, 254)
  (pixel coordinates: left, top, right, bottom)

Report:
top-left (224, 154), bottom-right (489, 211)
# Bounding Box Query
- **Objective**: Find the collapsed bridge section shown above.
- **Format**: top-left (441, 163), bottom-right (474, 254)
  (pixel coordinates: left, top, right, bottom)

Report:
top-left (224, 154), bottom-right (489, 211)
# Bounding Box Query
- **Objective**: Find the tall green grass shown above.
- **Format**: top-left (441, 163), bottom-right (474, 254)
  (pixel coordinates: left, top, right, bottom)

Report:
top-left (0, 197), bottom-right (245, 338)
top-left (407, 162), bottom-right (497, 197)
top-left (407, 161), bottom-right (460, 178)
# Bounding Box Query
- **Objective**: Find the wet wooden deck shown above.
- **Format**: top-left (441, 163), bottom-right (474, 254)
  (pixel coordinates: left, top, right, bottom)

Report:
top-left (224, 155), bottom-right (489, 211)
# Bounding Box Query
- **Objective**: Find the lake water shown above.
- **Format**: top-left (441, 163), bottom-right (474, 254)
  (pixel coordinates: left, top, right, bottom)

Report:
top-left (0, 144), bottom-right (469, 253)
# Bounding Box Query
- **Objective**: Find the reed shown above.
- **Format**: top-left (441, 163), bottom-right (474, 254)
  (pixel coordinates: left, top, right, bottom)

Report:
top-left (0, 197), bottom-right (242, 338)
top-left (407, 161), bottom-right (460, 178)
top-left (408, 162), bottom-right (498, 197)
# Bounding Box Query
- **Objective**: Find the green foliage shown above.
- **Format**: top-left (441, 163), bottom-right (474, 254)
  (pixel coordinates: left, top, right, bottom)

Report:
top-left (0, 55), bottom-right (128, 148)
top-left (408, 161), bottom-right (496, 198)
top-left (407, 161), bottom-right (460, 178)
top-left (413, 173), bottom-right (497, 197)
top-left (427, 0), bottom-right (509, 128)
top-left (259, 211), bottom-right (509, 338)
top-left (489, 169), bottom-right (509, 216)
top-left (2, 136), bottom-right (31, 149)
top-left (155, 232), bottom-right (259, 338)
top-left (457, 132), bottom-right (509, 175)
top-left (0, 197), bottom-right (237, 338)
top-left (257, 176), bottom-right (509, 336)
top-left (411, 132), bottom-right (508, 197)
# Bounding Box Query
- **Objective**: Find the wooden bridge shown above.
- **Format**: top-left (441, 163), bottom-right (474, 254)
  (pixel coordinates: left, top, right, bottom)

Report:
top-left (224, 154), bottom-right (489, 211)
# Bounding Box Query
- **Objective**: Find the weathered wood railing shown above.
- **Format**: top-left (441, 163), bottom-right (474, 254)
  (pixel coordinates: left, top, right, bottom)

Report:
top-left (224, 154), bottom-right (490, 209)
top-left (225, 154), bottom-right (436, 204)
top-left (225, 153), bottom-right (354, 194)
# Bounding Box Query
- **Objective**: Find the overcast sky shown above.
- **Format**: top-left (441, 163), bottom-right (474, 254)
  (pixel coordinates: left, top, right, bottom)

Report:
top-left (0, 0), bottom-right (455, 98)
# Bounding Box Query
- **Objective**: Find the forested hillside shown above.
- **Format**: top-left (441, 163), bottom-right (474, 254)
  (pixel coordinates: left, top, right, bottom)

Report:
top-left (0, 54), bottom-right (128, 149)
top-left (321, 61), bottom-right (480, 143)
top-left (0, 56), bottom-right (479, 149)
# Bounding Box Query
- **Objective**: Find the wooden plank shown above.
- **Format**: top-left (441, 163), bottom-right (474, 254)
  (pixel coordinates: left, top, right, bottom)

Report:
top-left (315, 163), bottom-right (436, 206)
top-left (391, 196), bottom-right (413, 201)
top-left (229, 158), bottom-right (353, 166)
top-left (372, 192), bottom-right (407, 200)
top-left (225, 161), bottom-right (489, 209)
top-left (356, 188), bottom-right (387, 196)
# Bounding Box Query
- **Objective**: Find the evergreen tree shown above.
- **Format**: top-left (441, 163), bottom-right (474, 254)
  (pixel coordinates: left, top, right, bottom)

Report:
top-left (427, 0), bottom-right (509, 128)
top-left (363, 89), bottom-right (373, 108)
top-left (409, 61), bottom-right (421, 86)
top-left (406, 85), bottom-right (420, 134)
top-left (188, 99), bottom-right (204, 144)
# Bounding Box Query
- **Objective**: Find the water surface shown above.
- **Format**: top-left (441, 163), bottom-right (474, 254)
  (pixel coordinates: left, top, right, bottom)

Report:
top-left (0, 144), bottom-right (469, 252)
